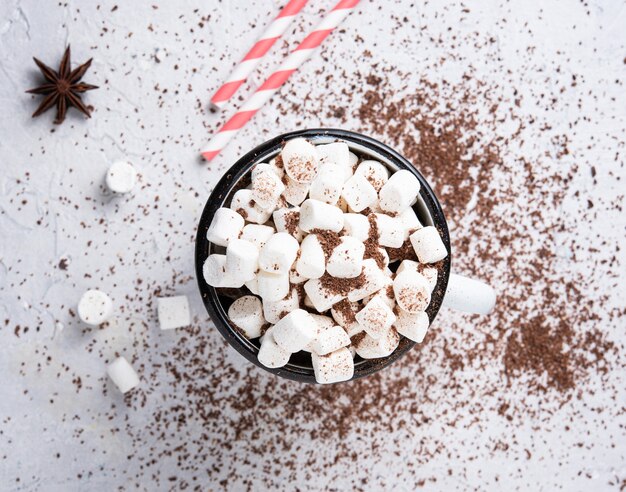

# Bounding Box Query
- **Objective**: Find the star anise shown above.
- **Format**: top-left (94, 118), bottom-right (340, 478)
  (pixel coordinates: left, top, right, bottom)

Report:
top-left (26, 46), bottom-right (98, 124)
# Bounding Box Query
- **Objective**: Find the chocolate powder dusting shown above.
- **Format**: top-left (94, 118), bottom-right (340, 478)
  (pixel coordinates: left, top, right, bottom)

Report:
top-left (319, 272), bottom-right (365, 297)
top-left (333, 298), bottom-right (357, 324)
top-left (283, 210), bottom-right (300, 236)
top-left (362, 214), bottom-right (386, 269)
top-left (310, 229), bottom-right (342, 260)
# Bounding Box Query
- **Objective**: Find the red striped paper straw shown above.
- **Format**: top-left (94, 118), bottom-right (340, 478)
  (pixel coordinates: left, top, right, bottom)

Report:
top-left (202, 0), bottom-right (360, 162)
top-left (210, 0), bottom-right (309, 111)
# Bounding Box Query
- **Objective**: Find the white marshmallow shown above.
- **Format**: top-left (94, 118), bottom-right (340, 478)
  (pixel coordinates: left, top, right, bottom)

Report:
top-left (251, 166), bottom-right (285, 210)
top-left (296, 234), bottom-right (326, 279)
top-left (228, 295), bottom-right (265, 338)
top-left (398, 207), bottom-right (423, 239)
top-left (355, 160), bottom-right (389, 192)
top-left (303, 293), bottom-right (316, 310)
top-left (374, 213), bottom-right (405, 248)
top-left (342, 213), bottom-right (370, 242)
top-left (379, 170), bottom-right (421, 214)
top-left (258, 232), bottom-right (299, 274)
top-left (272, 309), bottom-right (318, 352)
top-left (230, 189), bottom-right (272, 224)
top-left (312, 347), bottom-right (354, 384)
top-left (396, 259), bottom-right (419, 275)
top-left (299, 199), bottom-right (344, 233)
top-left (157, 295), bottom-right (191, 330)
top-left (393, 270), bottom-right (431, 313)
top-left (309, 164), bottom-right (343, 205)
top-left (263, 288), bottom-right (300, 324)
top-left (362, 278), bottom-right (395, 309)
top-left (106, 161), bottom-right (137, 194)
top-left (354, 328), bottom-right (400, 359)
top-left (240, 223), bottom-right (275, 249)
top-left (310, 314), bottom-right (336, 331)
top-left (282, 176), bottom-right (309, 206)
top-left (303, 278), bottom-right (346, 312)
top-left (347, 259), bottom-right (389, 302)
top-left (289, 267), bottom-right (307, 284)
top-left (397, 260), bottom-right (437, 292)
top-left (281, 138), bottom-right (319, 183)
top-left (421, 267), bottom-right (438, 292)
top-left (341, 174), bottom-right (378, 213)
top-left (394, 309), bottom-right (429, 343)
top-left (245, 276), bottom-right (259, 295)
top-left (225, 239), bottom-right (259, 282)
top-left (203, 254), bottom-right (231, 287)
top-left (107, 356), bottom-right (140, 393)
top-left (267, 158), bottom-right (285, 178)
top-left (78, 289), bottom-right (113, 326)
top-left (206, 208), bottom-right (245, 247)
top-left (316, 142), bottom-right (353, 182)
top-left (273, 207), bottom-right (304, 242)
top-left (310, 325), bottom-right (351, 356)
top-left (326, 236), bottom-right (365, 279)
top-left (355, 295), bottom-right (396, 340)
top-left (258, 328), bottom-right (291, 368)
top-left (257, 270), bottom-right (290, 302)
top-left (330, 299), bottom-right (363, 336)
top-left (410, 226), bottom-right (448, 263)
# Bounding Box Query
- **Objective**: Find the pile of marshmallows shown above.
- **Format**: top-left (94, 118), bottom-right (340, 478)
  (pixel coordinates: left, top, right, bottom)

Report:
top-left (203, 138), bottom-right (448, 384)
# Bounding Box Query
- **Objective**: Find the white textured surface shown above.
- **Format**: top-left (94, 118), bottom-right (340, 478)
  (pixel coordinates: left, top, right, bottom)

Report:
top-left (0, 0), bottom-right (625, 490)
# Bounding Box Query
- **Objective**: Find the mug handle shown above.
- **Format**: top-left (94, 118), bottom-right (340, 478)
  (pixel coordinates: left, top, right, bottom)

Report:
top-left (441, 273), bottom-right (496, 315)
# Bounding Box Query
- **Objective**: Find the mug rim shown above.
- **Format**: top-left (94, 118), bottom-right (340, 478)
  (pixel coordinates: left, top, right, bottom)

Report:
top-left (195, 128), bottom-right (452, 384)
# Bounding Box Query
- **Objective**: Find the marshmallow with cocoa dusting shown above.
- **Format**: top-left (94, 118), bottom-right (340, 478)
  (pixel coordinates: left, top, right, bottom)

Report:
top-left (273, 207), bottom-right (303, 242)
top-left (316, 141), bottom-right (352, 181)
top-left (296, 234), bottom-right (326, 279)
top-left (410, 226), bottom-right (448, 263)
top-left (379, 169), bottom-right (421, 214)
top-left (341, 174), bottom-right (378, 213)
top-left (342, 213), bottom-right (370, 242)
top-left (310, 324), bottom-right (351, 356)
top-left (272, 309), bottom-right (318, 352)
top-left (398, 207), bottom-right (422, 239)
top-left (257, 270), bottom-right (290, 302)
top-left (157, 295), bottom-right (191, 330)
top-left (309, 164), bottom-right (344, 205)
top-left (311, 347), bottom-right (354, 384)
top-left (107, 356), bottom-right (140, 394)
top-left (393, 269), bottom-right (431, 313)
top-left (397, 260), bottom-right (438, 292)
top-left (258, 328), bottom-right (291, 368)
top-left (303, 277), bottom-right (346, 312)
top-left (251, 166), bottom-right (285, 210)
top-left (258, 232), bottom-right (299, 274)
top-left (281, 138), bottom-right (319, 184)
top-left (263, 288), bottom-right (300, 324)
top-left (354, 327), bottom-right (400, 359)
top-left (240, 223), bottom-right (275, 249)
top-left (326, 236), bottom-right (365, 279)
top-left (228, 295), bottom-right (265, 338)
top-left (347, 259), bottom-right (388, 302)
top-left (283, 176), bottom-right (310, 206)
top-left (230, 189), bottom-right (272, 224)
top-left (225, 238), bottom-right (259, 283)
top-left (394, 309), bottom-right (429, 343)
top-left (299, 199), bottom-right (344, 232)
top-left (331, 299), bottom-right (363, 336)
top-left (78, 289), bottom-right (113, 326)
top-left (356, 295), bottom-right (396, 340)
top-left (355, 160), bottom-right (389, 192)
top-left (374, 213), bottom-right (405, 248)
top-left (207, 208), bottom-right (245, 247)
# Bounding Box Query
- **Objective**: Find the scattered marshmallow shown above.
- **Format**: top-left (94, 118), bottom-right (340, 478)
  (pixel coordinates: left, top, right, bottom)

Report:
top-left (355, 160), bottom-right (389, 191)
top-left (354, 328), bottom-right (400, 359)
top-left (326, 236), bottom-right (365, 279)
top-left (378, 170), bottom-right (421, 214)
top-left (258, 328), bottom-right (291, 368)
top-left (230, 189), bottom-right (272, 224)
top-left (263, 288), bottom-right (300, 324)
top-left (296, 234), bottom-right (326, 279)
top-left (273, 207), bottom-right (303, 241)
top-left (347, 259), bottom-right (388, 302)
top-left (272, 309), bottom-right (318, 352)
top-left (258, 232), bottom-right (299, 274)
top-left (78, 289), bottom-right (113, 326)
top-left (342, 213), bottom-right (370, 242)
top-left (107, 356), bottom-right (140, 393)
top-left (251, 166), bottom-right (285, 210)
top-left (355, 295), bottom-right (396, 340)
top-left (207, 208), bottom-right (245, 247)
top-left (309, 164), bottom-right (344, 205)
top-left (310, 325), bottom-right (351, 356)
top-left (394, 309), bottom-right (429, 343)
top-left (157, 295), bottom-right (191, 331)
top-left (225, 239), bottom-right (259, 282)
top-left (393, 270), bottom-right (431, 313)
top-left (283, 176), bottom-right (310, 206)
top-left (299, 199), bottom-right (344, 232)
top-left (312, 347), bottom-right (354, 384)
top-left (228, 295), bottom-right (265, 338)
top-left (410, 226), bottom-right (448, 263)
top-left (257, 270), bottom-right (290, 302)
top-left (304, 278), bottom-right (346, 312)
top-left (106, 161), bottom-right (137, 194)
top-left (341, 174), bottom-right (378, 213)
top-left (374, 213), bottom-right (405, 248)
top-left (316, 142), bottom-right (353, 182)
top-left (282, 138), bottom-right (319, 183)
top-left (240, 223), bottom-right (275, 249)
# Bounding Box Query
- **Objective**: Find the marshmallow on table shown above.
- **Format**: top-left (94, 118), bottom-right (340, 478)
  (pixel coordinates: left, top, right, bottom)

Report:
top-left (251, 166), bottom-right (285, 210)
top-left (230, 189), bottom-right (272, 224)
top-left (312, 347), bottom-right (354, 384)
top-left (331, 299), bottom-right (363, 336)
top-left (373, 213), bottom-right (405, 248)
top-left (296, 234), bottom-right (326, 279)
top-left (309, 164), bottom-right (344, 205)
top-left (347, 259), bottom-right (389, 302)
top-left (341, 174), bottom-right (378, 213)
top-left (240, 223), bottom-right (275, 249)
top-left (157, 295), bottom-right (191, 330)
top-left (258, 328), bottom-right (291, 368)
top-left (257, 270), bottom-right (290, 302)
top-left (316, 142), bottom-right (353, 182)
top-left (355, 160), bottom-right (389, 192)
top-left (379, 170), bottom-right (421, 214)
top-left (393, 270), bottom-right (431, 313)
top-left (327, 236), bottom-right (365, 279)
top-left (394, 309), bottom-right (429, 343)
top-left (78, 289), bottom-right (113, 326)
top-left (310, 324), bottom-right (351, 356)
top-left (410, 226), bottom-right (448, 263)
top-left (303, 278), bottom-right (346, 312)
top-left (273, 207), bottom-right (303, 242)
top-left (282, 176), bottom-right (309, 206)
top-left (207, 208), bottom-right (245, 247)
top-left (258, 232), bottom-right (299, 274)
top-left (107, 356), bottom-right (140, 394)
top-left (272, 309), bottom-right (318, 352)
top-left (106, 161), bottom-right (137, 194)
top-left (398, 207), bottom-right (422, 239)
top-left (299, 199), bottom-right (344, 233)
top-left (228, 295), bottom-right (265, 338)
top-left (263, 288), bottom-right (300, 324)
top-left (355, 295), bottom-right (396, 340)
top-left (281, 138), bottom-right (319, 184)
top-left (354, 327), bottom-right (400, 359)
top-left (342, 213), bottom-right (370, 242)
top-left (225, 239), bottom-right (259, 282)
